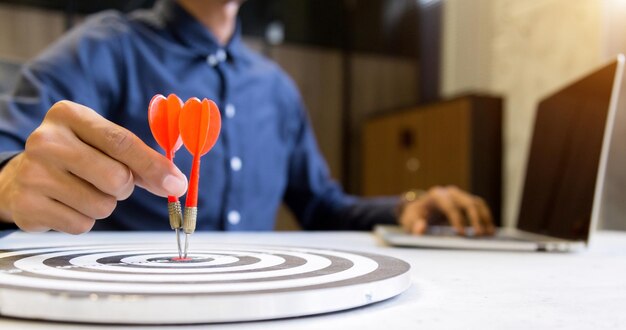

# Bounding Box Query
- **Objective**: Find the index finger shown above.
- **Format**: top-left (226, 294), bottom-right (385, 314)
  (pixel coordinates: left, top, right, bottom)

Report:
top-left (448, 187), bottom-right (485, 236)
top-left (430, 188), bottom-right (466, 235)
top-left (48, 101), bottom-right (187, 197)
top-left (474, 197), bottom-right (496, 235)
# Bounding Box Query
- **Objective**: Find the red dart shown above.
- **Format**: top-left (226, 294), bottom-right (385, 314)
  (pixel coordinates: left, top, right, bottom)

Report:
top-left (148, 93), bottom-right (184, 257)
top-left (179, 98), bottom-right (221, 209)
top-left (179, 97), bottom-right (221, 257)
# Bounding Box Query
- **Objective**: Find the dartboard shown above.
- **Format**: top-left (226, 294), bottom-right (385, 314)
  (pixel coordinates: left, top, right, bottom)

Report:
top-left (0, 244), bottom-right (411, 324)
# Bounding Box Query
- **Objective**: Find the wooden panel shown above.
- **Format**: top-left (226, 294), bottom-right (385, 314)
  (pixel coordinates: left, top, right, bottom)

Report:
top-left (0, 3), bottom-right (65, 61)
top-left (418, 98), bottom-right (470, 190)
top-left (364, 99), bottom-right (470, 195)
top-left (362, 115), bottom-right (396, 195)
top-left (396, 110), bottom-right (424, 193)
top-left (363, 110), bottom-right (423, 195)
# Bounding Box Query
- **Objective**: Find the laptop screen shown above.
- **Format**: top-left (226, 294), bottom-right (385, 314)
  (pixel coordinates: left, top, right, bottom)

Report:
top-left (517, 59), bottom-right (622, 241)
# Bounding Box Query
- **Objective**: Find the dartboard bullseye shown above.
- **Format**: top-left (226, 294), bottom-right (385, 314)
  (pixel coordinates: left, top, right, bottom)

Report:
top-left (0, 244), bottom-right (411, 324)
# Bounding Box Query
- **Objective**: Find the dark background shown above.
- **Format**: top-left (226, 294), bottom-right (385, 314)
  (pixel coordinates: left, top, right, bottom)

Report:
top-left (0, 0), bottom-right (423, 57)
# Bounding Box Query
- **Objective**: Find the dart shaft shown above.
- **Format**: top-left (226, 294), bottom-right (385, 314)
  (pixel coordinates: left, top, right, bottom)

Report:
top-left (175, 228), bottom-right (182, 258)
top-left (186, 156), bottom-right (201, 208)
top-left (182, 207), bottom-right (197, 258)
top-left (166, 150), bottom-right (179, 203)
top-left (183, 233), bottom-right (190, 258)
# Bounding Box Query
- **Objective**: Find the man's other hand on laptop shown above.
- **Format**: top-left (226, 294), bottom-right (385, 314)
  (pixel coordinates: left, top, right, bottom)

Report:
top-left (397, 186), bottom-right (495, 236)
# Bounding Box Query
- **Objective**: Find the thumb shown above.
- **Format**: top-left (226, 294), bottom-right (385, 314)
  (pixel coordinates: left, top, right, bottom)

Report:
top-left (134, 161), bottom-right (188, 198)
top-left (412, 218), bottom-right (428, 235)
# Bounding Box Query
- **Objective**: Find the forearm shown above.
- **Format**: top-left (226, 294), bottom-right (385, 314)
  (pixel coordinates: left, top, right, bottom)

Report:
top-left (302, 195), bottom-right (399, 231)
top-left (340, 196), bottom-right (399, 230)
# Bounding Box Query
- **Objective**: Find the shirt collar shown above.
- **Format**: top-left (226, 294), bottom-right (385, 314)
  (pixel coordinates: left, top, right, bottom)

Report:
top-left (152, 0), bottom-right (245, 61)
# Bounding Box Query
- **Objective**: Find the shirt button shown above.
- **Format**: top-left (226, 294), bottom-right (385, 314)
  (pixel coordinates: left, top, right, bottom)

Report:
top-left (230, 157), bottom-right (242, 171)
top-left (207, 54), bottom-right (218, 66)
top-left (228, 210), bottom-right (241, 225)
top-left (225, 103), bottom-right (236, 118)
top-left (215, 49), bottom-right (227, 62)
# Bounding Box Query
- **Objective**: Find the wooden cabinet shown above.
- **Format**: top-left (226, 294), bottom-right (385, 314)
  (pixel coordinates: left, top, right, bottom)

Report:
top-left (362, 94), bottom-right (502, 224)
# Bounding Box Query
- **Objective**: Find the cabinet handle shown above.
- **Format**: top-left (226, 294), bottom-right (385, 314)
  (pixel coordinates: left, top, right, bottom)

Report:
top-left (399, 128), bottom-right (415, 149)
top-left (406, 157), bottom-right (420, 172)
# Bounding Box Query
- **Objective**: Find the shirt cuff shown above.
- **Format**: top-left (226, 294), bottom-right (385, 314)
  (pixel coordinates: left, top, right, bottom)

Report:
top-left (0, 151), bottom-right (21, 231)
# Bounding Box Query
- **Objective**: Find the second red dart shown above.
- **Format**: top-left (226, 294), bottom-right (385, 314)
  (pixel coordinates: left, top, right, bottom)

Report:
top-left (179, 97), bottom-right (222, 258)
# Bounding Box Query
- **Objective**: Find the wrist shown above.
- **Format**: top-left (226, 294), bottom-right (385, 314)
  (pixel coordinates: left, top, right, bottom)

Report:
top-left (395, 189), bottom-right (425, 218)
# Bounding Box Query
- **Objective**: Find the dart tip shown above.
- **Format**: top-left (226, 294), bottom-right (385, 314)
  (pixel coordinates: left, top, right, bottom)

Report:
top-left (175, 228), bottom-right (181, 258)
top-left (183, 233), bottom-right (190, 259)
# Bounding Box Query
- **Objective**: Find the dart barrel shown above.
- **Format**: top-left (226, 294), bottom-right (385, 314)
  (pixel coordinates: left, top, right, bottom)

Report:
top-left (183, 207), bottom-right (197, 234)
top-left (168, 201), bottom-right (183, 230)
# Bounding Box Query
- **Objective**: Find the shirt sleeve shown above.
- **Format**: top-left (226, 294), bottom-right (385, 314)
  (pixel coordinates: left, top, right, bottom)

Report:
top-left (282, 91), bottom-right (399, 231)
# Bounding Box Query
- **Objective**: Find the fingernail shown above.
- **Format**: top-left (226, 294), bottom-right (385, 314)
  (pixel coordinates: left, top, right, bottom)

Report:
top-left (162, 174), bottom-right (187, 196)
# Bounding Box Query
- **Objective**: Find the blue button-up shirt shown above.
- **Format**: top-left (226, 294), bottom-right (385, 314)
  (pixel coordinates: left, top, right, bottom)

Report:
top-left (0, 0), bottom-right (396, 231)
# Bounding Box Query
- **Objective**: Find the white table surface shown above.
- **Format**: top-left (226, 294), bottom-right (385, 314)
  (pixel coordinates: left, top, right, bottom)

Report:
top-left (0, 230), bottom-right (625, 330)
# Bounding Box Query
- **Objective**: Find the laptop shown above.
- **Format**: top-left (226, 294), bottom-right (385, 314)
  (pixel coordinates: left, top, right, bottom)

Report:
top-left (376, 55), bottom-right (625, 252)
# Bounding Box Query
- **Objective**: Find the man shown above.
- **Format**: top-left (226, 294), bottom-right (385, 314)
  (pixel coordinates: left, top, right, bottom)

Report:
top-left (0, 0), bottom-right (494, 235)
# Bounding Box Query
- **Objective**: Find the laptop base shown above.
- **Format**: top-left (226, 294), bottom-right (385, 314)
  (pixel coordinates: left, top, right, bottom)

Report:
top-left (375, 225), bottom-right (586, 252)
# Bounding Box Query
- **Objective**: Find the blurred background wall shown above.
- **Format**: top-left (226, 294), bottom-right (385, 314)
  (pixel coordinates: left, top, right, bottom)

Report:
top-left (442, 0), bottom-right (604, 227)
top-left (442, 0), bottom-right (626, 229)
